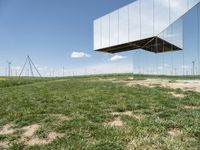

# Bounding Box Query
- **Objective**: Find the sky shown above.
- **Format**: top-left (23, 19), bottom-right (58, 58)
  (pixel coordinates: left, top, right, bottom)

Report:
top-left (0, 0), bottom-right (136, 76)
top-left (0, 0), bottom-right (199, 76)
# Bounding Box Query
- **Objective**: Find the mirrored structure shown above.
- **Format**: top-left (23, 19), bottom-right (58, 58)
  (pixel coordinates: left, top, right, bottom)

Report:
top-left (93, 0), bottom-right (200, 53)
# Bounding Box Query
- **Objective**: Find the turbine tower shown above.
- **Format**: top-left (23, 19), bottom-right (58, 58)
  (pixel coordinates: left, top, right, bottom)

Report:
top-left (7, 61), bottom-right (12, 77)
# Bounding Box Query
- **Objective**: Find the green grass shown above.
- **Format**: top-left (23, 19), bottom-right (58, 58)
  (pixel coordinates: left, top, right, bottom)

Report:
top-left (0, 74), bottom-right (199, 150)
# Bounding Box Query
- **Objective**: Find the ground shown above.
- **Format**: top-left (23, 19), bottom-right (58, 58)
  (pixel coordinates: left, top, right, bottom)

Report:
top-left (0, 74), bottom-right (199, 150)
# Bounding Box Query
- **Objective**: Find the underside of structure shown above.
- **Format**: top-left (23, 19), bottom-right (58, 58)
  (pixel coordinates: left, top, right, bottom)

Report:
top-left (95, 37), bottom-right (182, 54)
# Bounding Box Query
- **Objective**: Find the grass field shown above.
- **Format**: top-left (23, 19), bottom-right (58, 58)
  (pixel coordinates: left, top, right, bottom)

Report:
top-left (0, 74), bottom-right (199, 150)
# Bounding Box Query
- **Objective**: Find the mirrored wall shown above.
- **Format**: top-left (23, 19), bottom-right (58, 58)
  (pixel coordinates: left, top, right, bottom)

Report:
top-left (132, 2), bottom-right (200, 76)
top-left (94, 0), bottom-right (200, 50)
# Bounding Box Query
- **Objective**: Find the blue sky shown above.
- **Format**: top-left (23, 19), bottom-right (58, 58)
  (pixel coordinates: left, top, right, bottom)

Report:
top-left (0, 0), bottom-right (135, 76)
top-left (0, 0), bottom-right (199, 76)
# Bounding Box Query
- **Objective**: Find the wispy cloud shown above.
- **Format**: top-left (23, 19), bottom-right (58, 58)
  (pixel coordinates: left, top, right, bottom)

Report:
top-left (109, 55), bottom-right (127, 61)
top-left (71, 52), bottom-right (91, 58)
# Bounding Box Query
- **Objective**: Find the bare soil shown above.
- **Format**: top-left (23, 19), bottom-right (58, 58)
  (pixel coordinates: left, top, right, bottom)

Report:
top-left (0, 114), bottom-right (67, 148)
top-left (120, 78), bottom-right (200, 93)
top-left (27, 132), bottom-right (64, 146)
top-left (21, 124), bottom-right (40, 138)
top-left (0, 124), bottom-right (15, 135)
top-left (0, 141), bottom-right (9, 149)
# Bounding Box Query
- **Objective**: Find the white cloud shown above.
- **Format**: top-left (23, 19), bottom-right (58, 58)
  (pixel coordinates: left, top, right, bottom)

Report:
top-left (109, 55), bottom-right (127, 61)
top-left (71, 52), bottom-right (91, 58)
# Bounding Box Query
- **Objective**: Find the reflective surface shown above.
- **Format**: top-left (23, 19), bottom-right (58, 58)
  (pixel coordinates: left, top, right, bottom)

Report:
top-left (101, 15), bottom-right (109, 48)
top-left (158, 18), bottom-right (183, 49)
top-left (129, 1), bottom-right (140, 41)
top-left (119, 6), bottom-right (129, 44)
top-left (141, 0), bottom-right (154, 39)
top-left (132, 2), bottom-right (200, 75)
top-left (93, 20), bottom-right (101, 50)
top-left (109, 11), bottom-right (118, 47)
top-left (94, 0), bottom-right (200, 51)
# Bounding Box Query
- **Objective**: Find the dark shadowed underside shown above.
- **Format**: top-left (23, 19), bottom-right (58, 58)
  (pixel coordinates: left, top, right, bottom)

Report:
top-left (95, 37), bottom-right (182, 54)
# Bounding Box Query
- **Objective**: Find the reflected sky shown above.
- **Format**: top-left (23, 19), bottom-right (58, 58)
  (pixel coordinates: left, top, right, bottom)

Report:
top-left (94, 0), bottom-right (200, 50)
top-left (94, 0), bottom-right (200, 75)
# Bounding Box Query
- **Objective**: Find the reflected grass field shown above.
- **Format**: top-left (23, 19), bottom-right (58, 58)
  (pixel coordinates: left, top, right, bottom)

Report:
top-left (0, 74), bottom-right (199, 150)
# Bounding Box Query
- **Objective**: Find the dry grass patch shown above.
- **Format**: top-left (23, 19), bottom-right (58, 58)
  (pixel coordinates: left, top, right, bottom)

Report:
top-left (106, 117), bottom-right (124, 127)
top-left (168, 128), bottom-right (182, 137)
top-left (126, 135), bottom-right (159, 150)
top-left (126, 139), bottom-right (137, 150)
top-left (50, 114), bottom-right (70, 121)
top-left (0, 124), bottom-right (15, 135)
top-left (184, 105), bottom-right (200, 109)
top-left (26, 132), bottom-right (64, 146)
top-left (111, 111), bottom-right (144, 120)
top-left (111, 111), bottom-right (133, 117)
top-left (132, 114), bottom-right (145, 120)
top-left (169, 92), bottom-right (185, 98)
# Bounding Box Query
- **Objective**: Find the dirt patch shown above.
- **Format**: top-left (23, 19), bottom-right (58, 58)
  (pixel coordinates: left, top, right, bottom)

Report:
top-left (97, 77), bottom-right (200, 93)
top-left (106, 117), bottom-right (124, 127)
top-left (170, 92), bottom-right (185, 98)
top-left (124, 78), bottom-right (200, 93)
top-left (0, 123), bottom-right (65, 148)
top-left (0, 141), bottom-right (9, 149)
top-left (21, 124), bottom-right (40, 138)
top-left (27, 132), bottom-right (64, 146)
top-left (0, 124), bottom-right (15, 135)
top-left (19, 124), bottom-right (64, 146)
top-left (168, 128), bottom-right (182, 137)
